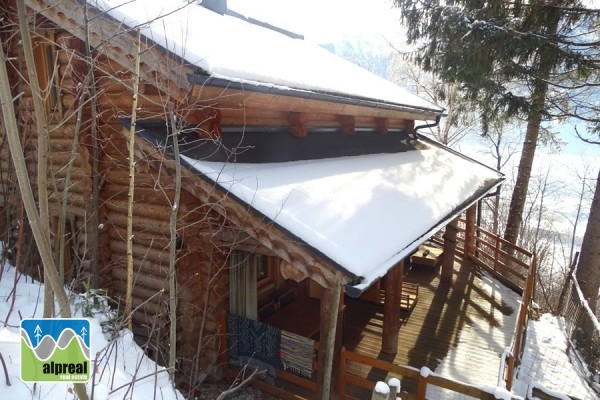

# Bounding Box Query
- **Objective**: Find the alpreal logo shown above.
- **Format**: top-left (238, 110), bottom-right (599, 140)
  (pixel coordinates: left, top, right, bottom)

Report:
top-left (21, 318), bottom-right (91, 382)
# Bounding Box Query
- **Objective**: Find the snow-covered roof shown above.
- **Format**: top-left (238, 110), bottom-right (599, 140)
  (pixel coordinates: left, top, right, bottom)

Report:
top-left (179, 139), bottom-right (503, 295)
top-left (90, 0), bottom-right (442, 115)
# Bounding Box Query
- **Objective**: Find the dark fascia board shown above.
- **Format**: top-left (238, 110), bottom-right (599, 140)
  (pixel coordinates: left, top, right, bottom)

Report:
top-left (187, 73), bottom-right (443, 118)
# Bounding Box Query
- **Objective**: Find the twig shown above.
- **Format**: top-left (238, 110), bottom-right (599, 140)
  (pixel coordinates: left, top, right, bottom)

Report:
top-left (0, 352), bottom-right (11, 386)
top-left (3, 268), bottom-right (21, 326)
top-left (108, 368), bottom-right (172, 395)
top-left (215, 368), bottom-right (259, 400)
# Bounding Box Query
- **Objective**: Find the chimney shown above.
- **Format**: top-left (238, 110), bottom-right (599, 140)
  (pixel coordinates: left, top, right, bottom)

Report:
top-left (201, 0), bottom-right (227, 15)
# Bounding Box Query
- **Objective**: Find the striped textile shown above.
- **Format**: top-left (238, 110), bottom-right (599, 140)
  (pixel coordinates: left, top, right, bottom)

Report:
top-left (280, 330), bottom-right (315, 378)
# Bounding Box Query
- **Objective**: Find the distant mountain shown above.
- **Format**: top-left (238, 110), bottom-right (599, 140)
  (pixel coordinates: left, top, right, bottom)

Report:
top-left (319, 34), bottom-right (394, 80)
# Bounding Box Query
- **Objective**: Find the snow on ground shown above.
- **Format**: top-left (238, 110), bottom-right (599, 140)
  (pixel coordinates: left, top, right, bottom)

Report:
top-left (425, 268), bottom-right (597, 400)
top-left (513, 314), bottom-right (597, 400)
top-left (0, 262), bottom-right (183, 400)
top-left (426, 273), bottom-right (522, 399)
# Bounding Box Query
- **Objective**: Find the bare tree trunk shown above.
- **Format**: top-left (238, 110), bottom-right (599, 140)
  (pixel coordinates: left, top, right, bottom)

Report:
top-left (125, 29), bottom-right (142, 330)
top-left (503, 14), bottom-right (559, 246)
top-left (575, 168), bottom-right (600, 314)
top-left (57, 77), bottom-right (88, 286)
top-left (503, 96), bottom-right (545, 246)
top-left (168, 107), bottom-right (181, 382)
top-left (84, 1), bottom-right (101, 290)
top-left (16, 0), bottom-right (54, 317)
top-left (569, 174), bottom-right (587, 266)
top-left (0, 32), bottom-right (88, 400)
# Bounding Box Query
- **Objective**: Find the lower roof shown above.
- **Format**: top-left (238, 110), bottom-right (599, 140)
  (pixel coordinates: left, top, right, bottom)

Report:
top-left (170, 135), bottom-right (503, 296)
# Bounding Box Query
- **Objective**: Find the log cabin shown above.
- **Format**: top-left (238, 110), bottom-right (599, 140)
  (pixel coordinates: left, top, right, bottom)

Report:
top-left (1, 1), bottom-right (538, 399)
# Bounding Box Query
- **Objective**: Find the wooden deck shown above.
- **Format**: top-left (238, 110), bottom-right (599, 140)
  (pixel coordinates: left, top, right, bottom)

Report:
top-left (343, 253), bottom-right (519, 396)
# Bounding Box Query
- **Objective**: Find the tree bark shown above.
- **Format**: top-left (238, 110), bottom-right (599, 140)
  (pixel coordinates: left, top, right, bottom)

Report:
top-left (0, 31), bottom-right (88, 400)
top-left (575, 168), bottom-right (600, 314)
top-left (503, 89), bottom-right (546, 246)
top-left (84, 1), bottom-right (101, 290)
top-left (126, 29), bottom-right (142, 329)
top-left (503, 12), bottom-right (559, 246)
top-left (168, 107), bottom-right (181, 382)
top-left (16, 0), bottom-right (54, 317)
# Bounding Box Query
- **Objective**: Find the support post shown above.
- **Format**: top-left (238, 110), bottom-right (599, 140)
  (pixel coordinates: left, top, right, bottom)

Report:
top-left (441, 218), bottom-right (459, 282)
top-left (382, 261), bottom-right (404, 354)
top-left (464, 204), bottom-right (477, 259)
top-left (318, 273), bottom-right (343, 400)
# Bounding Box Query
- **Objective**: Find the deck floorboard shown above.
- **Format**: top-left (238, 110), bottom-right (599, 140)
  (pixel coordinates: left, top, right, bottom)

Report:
top-left (343, 253), bottom-right (519, 396)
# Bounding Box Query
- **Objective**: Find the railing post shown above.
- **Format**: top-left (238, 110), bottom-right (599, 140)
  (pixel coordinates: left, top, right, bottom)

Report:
top-left (339, 348), bottom-right (346, 400)
top-left (494, 238), bottom-right (500, 273)
top-left (465, 204), bottom-right (477, 259)
top-left (507, 251), bottom-right (536, 391)
top-left (505, 350), bottom-right (515, 390)
top-left (441, 217), bottom-right (460, 282)
top-left (416, 373), bottom-right (427, 400)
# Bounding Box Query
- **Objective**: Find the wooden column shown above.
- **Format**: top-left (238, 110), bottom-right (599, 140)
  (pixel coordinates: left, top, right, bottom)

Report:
top-left (441, 217), bottom-right (460, 282)
top-left (318, 273), bottom-right (343, 400)
top-left (382, 261), bottom-right (404, 354)
top-left (464, 204), bottom-right (477, 259)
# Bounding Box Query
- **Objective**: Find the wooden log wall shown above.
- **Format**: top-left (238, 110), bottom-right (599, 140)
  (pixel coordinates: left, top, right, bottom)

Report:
top-left (96, 57), bottom-right (228, 382)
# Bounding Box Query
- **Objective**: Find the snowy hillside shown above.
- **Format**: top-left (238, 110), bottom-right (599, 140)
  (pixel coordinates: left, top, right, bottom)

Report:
top-left (0, 262), bottom-right (183, 400)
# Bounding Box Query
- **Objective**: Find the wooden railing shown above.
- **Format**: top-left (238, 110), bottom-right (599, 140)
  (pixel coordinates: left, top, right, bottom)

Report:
top-left (455, 217), bottom-right (537, 392)
top-left (340, 350), bottom-right (522, 400)
top-left (456, 219), bottom-right (535, 295)
top-left (218, 312), bottom-right (319, 400)
top-left (504, 252), bottom-right (536, 390)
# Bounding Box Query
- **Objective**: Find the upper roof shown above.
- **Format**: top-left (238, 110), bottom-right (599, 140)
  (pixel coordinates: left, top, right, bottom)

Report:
top-left (90, 0), bottom-right (442, 115)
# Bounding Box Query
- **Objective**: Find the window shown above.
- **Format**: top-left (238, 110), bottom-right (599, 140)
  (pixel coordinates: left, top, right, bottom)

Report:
top-left (229, 252), bottom-right (275, 320)
top-left (256, 254), bottom-right (269, 283)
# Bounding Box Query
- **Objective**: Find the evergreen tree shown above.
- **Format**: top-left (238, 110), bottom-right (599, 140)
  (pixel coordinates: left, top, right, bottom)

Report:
top-left (393, 0), bottom-right (599, 245)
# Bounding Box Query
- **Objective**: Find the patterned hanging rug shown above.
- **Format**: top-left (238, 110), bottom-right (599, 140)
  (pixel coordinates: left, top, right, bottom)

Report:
top-left (227, 313), bottom-right (280, 383)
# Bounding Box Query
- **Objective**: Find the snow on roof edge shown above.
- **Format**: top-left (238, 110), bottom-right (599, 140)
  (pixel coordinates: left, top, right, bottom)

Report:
top-left (175, 155), bottom-right (361, 282)
top-left (188, 73), bottom-right (445, 116)
top-left (344, 176), bottom-right (504, 297)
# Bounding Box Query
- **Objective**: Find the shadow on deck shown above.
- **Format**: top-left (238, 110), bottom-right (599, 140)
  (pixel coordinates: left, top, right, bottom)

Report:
top-left (343, 254), bottom-right (517, 394)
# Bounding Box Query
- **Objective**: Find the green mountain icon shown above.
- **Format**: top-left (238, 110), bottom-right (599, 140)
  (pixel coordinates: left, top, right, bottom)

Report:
top-left (21, 329), bottom-right (90, 382)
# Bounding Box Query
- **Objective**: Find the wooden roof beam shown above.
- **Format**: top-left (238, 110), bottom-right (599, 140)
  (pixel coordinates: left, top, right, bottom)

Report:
top-left (287, 112), bottom-right (308, 138)
top-left (337, 115), bottom-right (355, 135)
top-left (190, 85), bottom-right (440, 122)
top-left (376, 117), bottom-right (389, 135)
